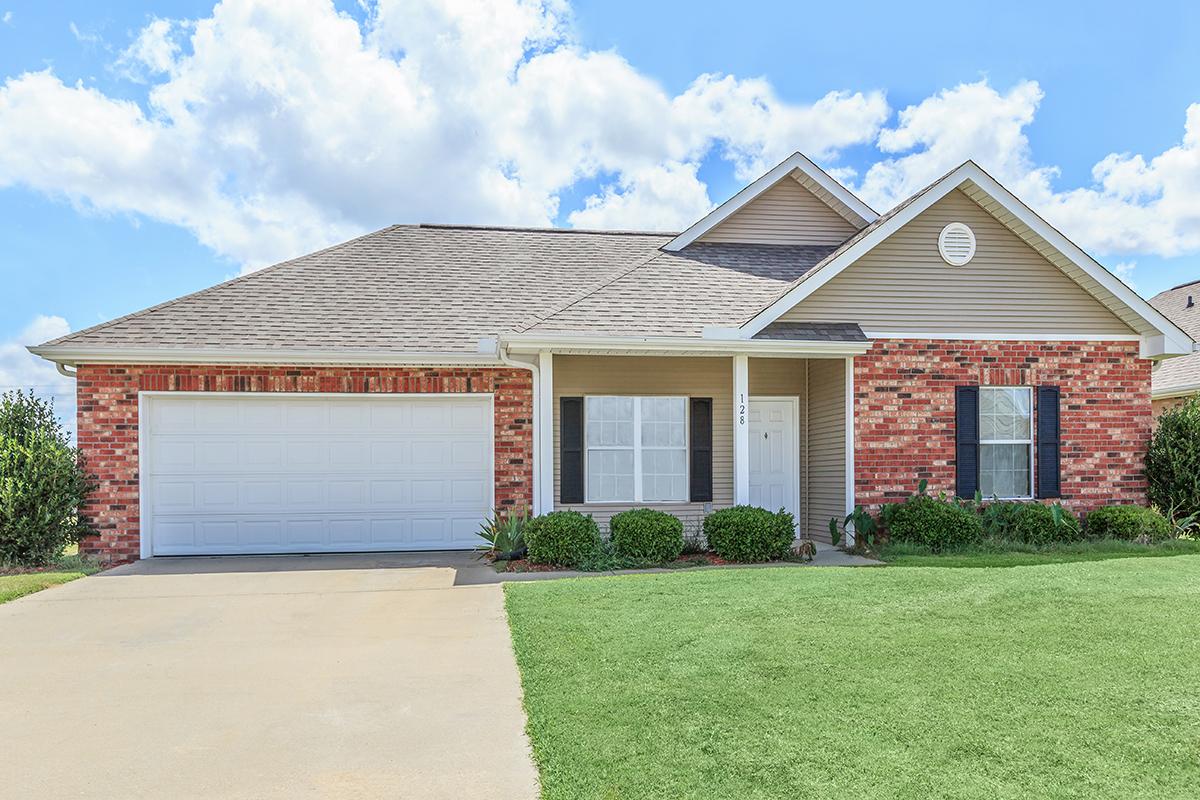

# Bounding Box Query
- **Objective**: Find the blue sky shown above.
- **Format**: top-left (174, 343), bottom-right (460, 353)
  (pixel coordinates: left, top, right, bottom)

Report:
top-left (2, 0), bottom-right (1200, 416)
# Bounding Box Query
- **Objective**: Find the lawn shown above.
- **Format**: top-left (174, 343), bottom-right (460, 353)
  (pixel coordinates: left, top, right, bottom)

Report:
top-left (0, 552), bottom-right (98, 605)
top-left (505, 557), bottom-right (1200, 799)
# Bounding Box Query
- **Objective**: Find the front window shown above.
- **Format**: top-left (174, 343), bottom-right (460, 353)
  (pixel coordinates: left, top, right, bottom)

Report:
top-left (979, 387), bottom-right (1033, 499)
top-left (585, 396), bottom-right (687, 503)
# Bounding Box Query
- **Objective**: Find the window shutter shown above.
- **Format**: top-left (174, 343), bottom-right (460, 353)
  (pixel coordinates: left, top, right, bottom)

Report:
top-left (955, 386), bottom-right (979, 499)
top-left (1036, 386), bottom-right (1061, 499)
top-left (689, 397), bottom-right (713, 502)
top-left (559, 397), bottom-right (585, 504)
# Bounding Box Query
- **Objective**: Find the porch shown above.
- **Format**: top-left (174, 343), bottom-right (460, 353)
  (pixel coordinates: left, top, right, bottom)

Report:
top-left (527, 352), bottom-right (856, 542)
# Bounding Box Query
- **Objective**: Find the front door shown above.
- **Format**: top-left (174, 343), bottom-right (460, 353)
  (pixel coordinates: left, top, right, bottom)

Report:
top-left (748, 398), bottom-right (799, 524)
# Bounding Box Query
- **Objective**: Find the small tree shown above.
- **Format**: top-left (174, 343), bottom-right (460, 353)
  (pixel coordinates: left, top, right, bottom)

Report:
top-left (1147, 399), bottom-right (1200, 520)
top-left (0, 391), bottom-right (93, 566)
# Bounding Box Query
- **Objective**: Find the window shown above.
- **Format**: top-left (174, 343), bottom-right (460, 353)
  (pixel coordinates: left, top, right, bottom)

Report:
top-left (979, 387), bottom-right (1033, 499)
top-left (585, 396), bottom-right (687, 503)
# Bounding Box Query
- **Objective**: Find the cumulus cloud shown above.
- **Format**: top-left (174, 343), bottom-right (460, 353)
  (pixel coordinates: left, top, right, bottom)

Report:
top-left (851, 79), bottom-right (1200, 261)
top-left (0, 0), bottom-right (886, 270)
top-left (0, 2), bottom-right (1197, 276)
top-left (0, 316), bottom-right (75, 433)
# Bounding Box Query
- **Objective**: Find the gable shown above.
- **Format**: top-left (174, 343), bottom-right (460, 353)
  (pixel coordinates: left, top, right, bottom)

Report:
top-left (778, 189), bottom-right (1137, 337)
top-left (698, 177), bottom-right (859, 246)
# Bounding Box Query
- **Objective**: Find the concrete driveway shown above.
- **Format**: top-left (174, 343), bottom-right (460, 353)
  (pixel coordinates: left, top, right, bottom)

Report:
top-left (0, 553), bottom-right (538, 799)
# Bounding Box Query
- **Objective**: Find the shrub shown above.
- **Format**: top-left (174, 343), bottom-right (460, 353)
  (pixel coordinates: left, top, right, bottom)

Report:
top-left (0, 391), bottom-right (94, 566)
top-left (1086, 505), bottom-right (1171, 542)
top-left (981, 501), bottom-right (1081, 544)
top-left (1147, 399), bottom-right (1200, 518)
top-left (881, 494), bottom-right (982, 552)
top-left (703, 505), bottom-right (795, 562)
top-left (610, 508), bottom-right (684, 562)
top-left (524, 510), bottom-right (600, 567)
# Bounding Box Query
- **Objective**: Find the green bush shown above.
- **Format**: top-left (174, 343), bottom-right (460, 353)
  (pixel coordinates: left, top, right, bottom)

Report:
top-left (610, 508), bottom-right (684, 562)
top-left (1085, 505), bottom-right (1171, 542)
top-left (524, 510), bottom-right (600, 567)
top-left (1147, 399), bottom-right (1200, 518)
top-left (982, 501), bottom-right (1082, 544)
top-left (703, 506), bottom-right (795, 562)
top-left (0, 391), bottom-right (94, 566)
top-left (881, 495), bottom-right (982, 552)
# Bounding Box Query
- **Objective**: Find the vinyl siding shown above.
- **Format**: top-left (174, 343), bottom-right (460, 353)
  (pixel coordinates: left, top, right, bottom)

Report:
top-left (805, 359), bottom-right (846, 542)
top-left (780, 189), bottom-right (1137, 336)
top-left (700, 177), bottom-right (859, 246)
top-left (553, 355), bottom-right (733, 535)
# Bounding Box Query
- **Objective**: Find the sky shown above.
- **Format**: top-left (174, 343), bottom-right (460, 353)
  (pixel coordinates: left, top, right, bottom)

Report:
top-left (2, 0), bottom-right (1200, 429)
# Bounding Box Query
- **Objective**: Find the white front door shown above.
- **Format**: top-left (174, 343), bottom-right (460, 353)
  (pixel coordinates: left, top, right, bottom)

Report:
top-left (748, 398), bottom-right (798, 523)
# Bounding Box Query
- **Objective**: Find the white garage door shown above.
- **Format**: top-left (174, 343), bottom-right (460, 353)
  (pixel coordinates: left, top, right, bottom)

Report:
top-left (142, 394), bottom-right (493, 556)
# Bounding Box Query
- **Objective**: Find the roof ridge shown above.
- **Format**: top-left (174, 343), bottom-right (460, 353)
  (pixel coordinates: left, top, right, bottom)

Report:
top-left (1166, 278), bottom-right (1200, 293)
top-left (416, 223), bottom-right (677, 236)
top-left (42, 225), bottom-right (404, 347)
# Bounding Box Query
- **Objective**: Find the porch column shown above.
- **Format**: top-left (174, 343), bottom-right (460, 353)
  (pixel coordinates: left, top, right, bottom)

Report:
top-left (844, 355), bottom-right (856, 547)
top-left (733, 354), bottom-right (750, 505)
top-left (537, 350), bottom-right (555, 514)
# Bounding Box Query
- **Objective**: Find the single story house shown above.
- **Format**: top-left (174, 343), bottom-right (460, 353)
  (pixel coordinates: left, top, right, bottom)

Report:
top-left (1149, 280), bottom-right (1200, 415)
top-left (32, 154), bottom-right (1194, 563)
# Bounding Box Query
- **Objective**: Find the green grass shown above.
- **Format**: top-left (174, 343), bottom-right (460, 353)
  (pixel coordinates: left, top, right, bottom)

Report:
top-left (878, 537), bottom-right (1200, 568)
top-left (0, 548), bottom-right (99, 604)
top-left (505, 558), bottom-right (1200, 799)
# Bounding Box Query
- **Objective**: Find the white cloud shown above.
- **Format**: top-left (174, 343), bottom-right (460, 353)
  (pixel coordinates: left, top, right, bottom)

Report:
top-left (851, 79), bottom-right (1200, 262)
top-left (567, 161), bottom-right (712, 231)
top-left (0, 4), bottom-right (1196, 277)
top-left (0, 316), bottom-right (75, 434)
top-left (1113, 261), bottom-right (1137, 290)
top-left (2, 11), bottom-right (12, 25)
top-left (68, 21), bottom-right (102, 45)
top-left (0, 0), bottom-right (886, 270)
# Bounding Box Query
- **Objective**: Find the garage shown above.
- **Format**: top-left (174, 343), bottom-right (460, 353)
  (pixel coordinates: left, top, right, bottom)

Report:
top-left (141, 393), bottom-right (494, 556)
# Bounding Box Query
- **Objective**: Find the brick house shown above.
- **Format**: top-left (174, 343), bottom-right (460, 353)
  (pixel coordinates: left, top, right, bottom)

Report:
top-left (31, 155), bottom-right (1193, 564)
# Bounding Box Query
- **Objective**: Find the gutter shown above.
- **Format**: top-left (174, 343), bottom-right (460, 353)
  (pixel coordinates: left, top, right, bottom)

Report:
top-left (26, 345), bottom-right (506, 368)
top-left (501, 332), bottom-right (872, 356)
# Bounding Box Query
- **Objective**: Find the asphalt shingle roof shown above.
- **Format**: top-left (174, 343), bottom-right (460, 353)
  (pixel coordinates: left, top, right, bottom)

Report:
top-left (1150, 281), bottom-right (1200, 395)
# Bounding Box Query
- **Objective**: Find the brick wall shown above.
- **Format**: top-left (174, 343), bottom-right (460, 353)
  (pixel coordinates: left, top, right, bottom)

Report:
top-left (75, 365), bottom-right (534, 564)
top-left (853, 339), bottom-right (1151, 513)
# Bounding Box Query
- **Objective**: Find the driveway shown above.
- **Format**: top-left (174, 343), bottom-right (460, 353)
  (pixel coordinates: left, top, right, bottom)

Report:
top-left (0, 553), bottom-right (539, 799)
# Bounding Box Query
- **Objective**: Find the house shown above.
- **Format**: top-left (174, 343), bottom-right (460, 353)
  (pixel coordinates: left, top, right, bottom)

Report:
top-left (30, 154), bottom-right (1193, 563)
top-left (1149, 280), bottom-right (1200, 416)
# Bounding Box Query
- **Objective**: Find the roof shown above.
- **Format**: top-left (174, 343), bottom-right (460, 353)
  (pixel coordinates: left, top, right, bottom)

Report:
top-left (753, 322), bottom-right (867, 342)
top-left (38, 225), bottom-right (672, 356)
top-left (1149, 283), bottom-right (1200, 397)
top-left (516, 243), bottom-right (836, 338)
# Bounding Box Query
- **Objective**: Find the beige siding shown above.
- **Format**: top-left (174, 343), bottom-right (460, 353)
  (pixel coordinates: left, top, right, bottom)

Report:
top-left (700, 177), bottom-right (859, 246)
top-left (553, 355), bottom-right (733, 535)
top-left (805, 359), bottom-right (845, 542)
top-left (780, 189), bottom-right (1137, 336)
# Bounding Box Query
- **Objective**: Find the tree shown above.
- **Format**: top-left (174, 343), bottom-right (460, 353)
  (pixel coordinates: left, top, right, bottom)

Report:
top-left (0, 391), bottom-right (93, 566)
top-left (1146, 398), bottom-right (1200, 520)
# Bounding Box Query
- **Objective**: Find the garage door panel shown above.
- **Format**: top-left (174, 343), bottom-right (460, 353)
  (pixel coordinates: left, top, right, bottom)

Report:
top-left (145, 394), bottom-right (494, 555)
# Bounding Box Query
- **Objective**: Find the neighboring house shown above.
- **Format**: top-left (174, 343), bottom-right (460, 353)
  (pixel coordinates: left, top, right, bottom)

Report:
top-left (31, 154), bottom-right (1193, 564)
top-left (1149, 280), bottom-right (1200, 416)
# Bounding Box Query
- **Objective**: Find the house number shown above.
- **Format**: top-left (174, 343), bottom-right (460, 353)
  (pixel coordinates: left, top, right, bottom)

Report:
top-left (738, 393), bottom-right (746, 426)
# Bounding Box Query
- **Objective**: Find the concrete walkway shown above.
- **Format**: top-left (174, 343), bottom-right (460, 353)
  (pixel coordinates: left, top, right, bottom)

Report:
top-left (0, 556), bottom-right (539, 800)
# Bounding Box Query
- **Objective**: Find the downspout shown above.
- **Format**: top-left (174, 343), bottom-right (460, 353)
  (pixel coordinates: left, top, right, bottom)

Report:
top-left (56, 362), bottom-right (78, 378)
top-left (495, 342), bottom-right (541, 516)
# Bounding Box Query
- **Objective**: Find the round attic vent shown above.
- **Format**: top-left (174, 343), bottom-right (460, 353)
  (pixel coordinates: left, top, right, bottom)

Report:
top-left (938, 222), bottom-right (977, 266)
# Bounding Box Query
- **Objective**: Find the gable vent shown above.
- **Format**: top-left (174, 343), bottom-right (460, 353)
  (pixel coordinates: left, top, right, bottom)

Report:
top-left (938, 222), bottom-right (977, 266)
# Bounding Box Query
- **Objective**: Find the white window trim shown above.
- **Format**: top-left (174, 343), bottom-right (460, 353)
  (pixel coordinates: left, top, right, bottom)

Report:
top-left (978, 386), bottom-right (1035, 501)
top-left (583, 395), bottom-right (690, 504)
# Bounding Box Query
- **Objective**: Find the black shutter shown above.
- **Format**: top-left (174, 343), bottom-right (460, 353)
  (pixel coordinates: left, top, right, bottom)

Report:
top-left (560, 397), bottom-right (585, 504)
top-left (689, 397), bottom-right (713, 502)
top-left (1036, 386), bottom-right (1061, 499)
top-left (955, 386), bottom-right (980, 499)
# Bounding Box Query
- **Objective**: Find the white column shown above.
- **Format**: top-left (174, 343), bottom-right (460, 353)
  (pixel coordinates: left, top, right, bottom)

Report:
top-left (537, 350), bottom-right (555, 514)
top-left (844, 355), bottom-right (856, 547)
top-left (733, 354), bottom-right (750, 506)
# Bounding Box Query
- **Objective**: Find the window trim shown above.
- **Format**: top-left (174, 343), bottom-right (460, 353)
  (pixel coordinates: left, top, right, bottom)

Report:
top-left (583, 394), bottom-right (690, 504)
top-left (978, 385), bottom-right (1035, 500)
